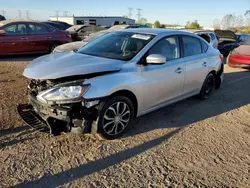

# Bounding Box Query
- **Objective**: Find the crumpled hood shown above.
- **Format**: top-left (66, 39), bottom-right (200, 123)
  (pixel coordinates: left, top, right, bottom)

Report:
top-left (23, 52), bottom-right (124, 80)
top-left (54, 41), bottom-right (88, 52)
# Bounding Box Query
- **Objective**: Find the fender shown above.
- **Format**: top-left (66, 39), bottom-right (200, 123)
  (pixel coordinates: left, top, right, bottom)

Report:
top-left (83, 70), bottom-right (146, 112)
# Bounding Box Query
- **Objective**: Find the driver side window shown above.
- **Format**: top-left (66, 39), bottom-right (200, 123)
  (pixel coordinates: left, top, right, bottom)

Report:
top-left (148, 36), bottom-right (180, 61)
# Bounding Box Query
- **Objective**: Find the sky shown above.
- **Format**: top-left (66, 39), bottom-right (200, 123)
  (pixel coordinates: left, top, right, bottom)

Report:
top-left (0, 0), bottom-right (249, 27)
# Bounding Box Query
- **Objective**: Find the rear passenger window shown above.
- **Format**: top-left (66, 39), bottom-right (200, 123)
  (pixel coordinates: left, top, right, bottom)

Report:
top-left (28, 24), bottom-right (48, 34)
top-left (201, 40), bottom-right (209, 53)
top-left (182, 36), bottom-right (202, 57)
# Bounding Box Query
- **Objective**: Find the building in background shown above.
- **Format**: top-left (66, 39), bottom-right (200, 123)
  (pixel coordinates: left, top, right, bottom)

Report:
top-left (49, 16), bottom-right (135, 27)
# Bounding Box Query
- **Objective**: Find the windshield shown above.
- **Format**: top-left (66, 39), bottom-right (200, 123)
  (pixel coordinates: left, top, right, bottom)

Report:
top-left (77, 32), bottom-right (155, 61)
top-left (67, 25), bottom-right (84, 32)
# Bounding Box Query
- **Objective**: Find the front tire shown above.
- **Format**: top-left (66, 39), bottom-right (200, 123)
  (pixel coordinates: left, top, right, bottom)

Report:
top-left (49, 42), bottom-right (60, 53)
top-left (97, 96), bottom-right (134, 139)
top-left (199, 73), bottom-right (215, 100)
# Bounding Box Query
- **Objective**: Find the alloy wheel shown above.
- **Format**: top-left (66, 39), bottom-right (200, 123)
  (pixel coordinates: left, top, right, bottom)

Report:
top-left (102, 102), bottom-right (131, 136)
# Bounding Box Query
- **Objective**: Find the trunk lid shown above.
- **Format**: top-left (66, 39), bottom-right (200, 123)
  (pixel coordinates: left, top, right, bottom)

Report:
top-left (214, 29), bottom-right (237, 41)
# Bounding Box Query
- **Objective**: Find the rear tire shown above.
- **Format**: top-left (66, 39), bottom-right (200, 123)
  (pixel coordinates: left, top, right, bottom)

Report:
top-left (199, 73), bottom-right (215, 100)
top-left (97, 96), bottom-right (134, 140)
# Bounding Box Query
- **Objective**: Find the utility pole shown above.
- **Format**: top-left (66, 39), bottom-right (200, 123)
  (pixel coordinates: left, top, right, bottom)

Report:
top-left (136, 8), bottom-right (142, 21)
top-left (55, 10), bottom-right (60, 21)
top-left (2, 10), bottom-right (5, 16)
top-left (63, 11), bottom-right (68, 16)
top-left (26, 10), bottom-right (30, 20)
top-left (128, 7), bottom-right (133, 18)
top-left (18, 10), bottom-right (22, 19)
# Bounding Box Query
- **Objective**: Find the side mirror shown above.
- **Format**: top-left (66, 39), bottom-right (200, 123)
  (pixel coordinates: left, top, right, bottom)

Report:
top-left (0, 30), bottom-right (6, 35)
top-left (146, 54), bottom-right (166, 64)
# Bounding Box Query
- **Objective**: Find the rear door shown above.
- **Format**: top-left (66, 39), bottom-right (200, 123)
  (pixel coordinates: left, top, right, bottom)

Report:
top-left (181, 35), bottom-right (209, 95)
top-left (0, 23), bottom-right (30, 54)
top-left (26, 23), bottom-right (53, 53)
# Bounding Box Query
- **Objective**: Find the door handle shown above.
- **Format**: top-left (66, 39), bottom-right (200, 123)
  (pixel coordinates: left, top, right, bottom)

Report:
top-left (20, 37), bottom-right (28, 40)
top-left (202, 62), bottom-right (207, 67)
top-left (175, 67), bottom-right (183, 74)
top-left (45, 36), bottom-right (52, 39)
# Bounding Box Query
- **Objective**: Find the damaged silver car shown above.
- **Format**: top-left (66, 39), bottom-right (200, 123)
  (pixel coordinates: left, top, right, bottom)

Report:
top-left (18, 28), bottom-right (224, 139)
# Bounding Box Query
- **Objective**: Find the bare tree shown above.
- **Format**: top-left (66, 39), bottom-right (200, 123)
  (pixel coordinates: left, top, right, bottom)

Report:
top-left (245, 10), bottom-right (250, 26)
top-left (235, 15), bottom-right (244, 28)
top-left (213, 19), bottom-right (221, 29)
top-left (221, 14), bottom-right (236, 29)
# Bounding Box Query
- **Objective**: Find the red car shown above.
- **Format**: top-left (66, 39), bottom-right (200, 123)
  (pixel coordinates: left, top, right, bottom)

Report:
top-left (0, 20), bottom-right (71, 55)
top-left (227, 39), bottom-right (250, 68)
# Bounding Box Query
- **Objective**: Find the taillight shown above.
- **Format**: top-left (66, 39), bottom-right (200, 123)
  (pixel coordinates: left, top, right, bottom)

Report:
top-left (219, 54), bottom-right (224, 62)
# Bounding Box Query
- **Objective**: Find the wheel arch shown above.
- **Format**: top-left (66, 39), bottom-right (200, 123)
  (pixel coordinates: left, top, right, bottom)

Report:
top-left (109, 89), bottom-right (138, 118)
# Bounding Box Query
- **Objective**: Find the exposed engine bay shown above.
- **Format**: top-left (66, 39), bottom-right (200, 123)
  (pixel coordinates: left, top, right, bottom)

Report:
top-left (18, 72), bottom-right (114, 136)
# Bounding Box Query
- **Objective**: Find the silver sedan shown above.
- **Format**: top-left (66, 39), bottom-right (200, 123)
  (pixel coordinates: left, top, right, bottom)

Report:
top-left (19, 28), bottom-right (224, 139)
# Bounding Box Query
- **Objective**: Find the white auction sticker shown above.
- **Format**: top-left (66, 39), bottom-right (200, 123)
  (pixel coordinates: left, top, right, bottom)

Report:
top-left (131, 34), bottom-right (151, 40)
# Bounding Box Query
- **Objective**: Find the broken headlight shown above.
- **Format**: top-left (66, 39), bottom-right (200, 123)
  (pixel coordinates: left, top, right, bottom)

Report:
top-left (37, 85), bottom-right (90, 103)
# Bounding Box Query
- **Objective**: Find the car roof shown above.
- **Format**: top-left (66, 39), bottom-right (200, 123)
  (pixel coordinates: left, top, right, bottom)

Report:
top-left (115, 28), bottom-right (196, 36)
top-left (180, 29), bottom-right (214, 33)
top-left (0, 20), bottom-right (40, 25)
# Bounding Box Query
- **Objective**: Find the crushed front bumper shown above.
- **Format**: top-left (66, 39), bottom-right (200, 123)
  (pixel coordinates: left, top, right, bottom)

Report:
top-left (17, 104), bottom-right (51, 133)
top-left (18, 94), bottom-right (74, 135)
top-left (17, 94), bottom-right (101, 135)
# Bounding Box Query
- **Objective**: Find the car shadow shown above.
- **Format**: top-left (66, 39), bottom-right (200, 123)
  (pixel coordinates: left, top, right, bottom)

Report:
top-left (0, 125), bottom-right (30, 138)
top-left (12, 128), bottom-right (182, 188)
top-left (0, 54), bottom-right (43, 62)
top-left (11, 70), bottom-right (250, 187)
top-left (125, 70), bottom-right (250, 137)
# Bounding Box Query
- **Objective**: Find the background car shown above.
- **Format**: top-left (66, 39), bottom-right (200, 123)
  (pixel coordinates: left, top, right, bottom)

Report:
top-left (0, 14), bottom-right (5, 21)
top-left (181, 29), bottom-right (219, 49)
top-left (53, 24), bottom-right (151, 53)
top-left (66, 24), bottom-right (107, 41)
top-left (214, 29), bottom-right (240, 57)
top-left (18, 29), bottom-right (224, 139)
top-left (41, 21), bottom-right (66, 30)
top-left (49, 20), bottom-right (72, 30)
top-left (236, 34), bottom-right (250, 45)
top-left (0, 20), bottom-right (72, 55)
top-left (227, 39), bottom-right (250, 68)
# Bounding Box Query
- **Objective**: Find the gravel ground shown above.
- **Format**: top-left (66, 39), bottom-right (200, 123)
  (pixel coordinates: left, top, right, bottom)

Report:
top-left (0, 56), bottom-right (250, 187)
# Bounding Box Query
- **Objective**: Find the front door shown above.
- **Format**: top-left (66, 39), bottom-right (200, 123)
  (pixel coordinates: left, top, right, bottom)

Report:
top-left (0, 23), bottom-right (30, 54)
top-left (140, 36), bottom-right (185, 112)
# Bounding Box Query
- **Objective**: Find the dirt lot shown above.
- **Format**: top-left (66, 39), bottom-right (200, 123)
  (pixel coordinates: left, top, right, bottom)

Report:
top-left (0, 56), bottom-right (250, 188)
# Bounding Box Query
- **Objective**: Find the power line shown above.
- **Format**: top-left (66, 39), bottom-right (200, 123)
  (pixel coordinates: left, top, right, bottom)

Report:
top-left (1, 10), bottom-right (5, 16)
top-left (136, 8), bottom-right (142, 21)
top-left (128, 7), bottom-right (133, 18)
top-left (55, 10), bottom-right (60, 21)
top-left (18, 10), bottom-right (22, 19)
top-left (26, 10), bottom-right (30, 20)
top-left (63, 11), bottom-right (68, 16)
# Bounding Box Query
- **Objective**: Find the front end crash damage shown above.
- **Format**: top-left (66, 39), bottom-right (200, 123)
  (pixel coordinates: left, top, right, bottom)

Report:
top-left (17, 78), bottom-right (105, 136)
